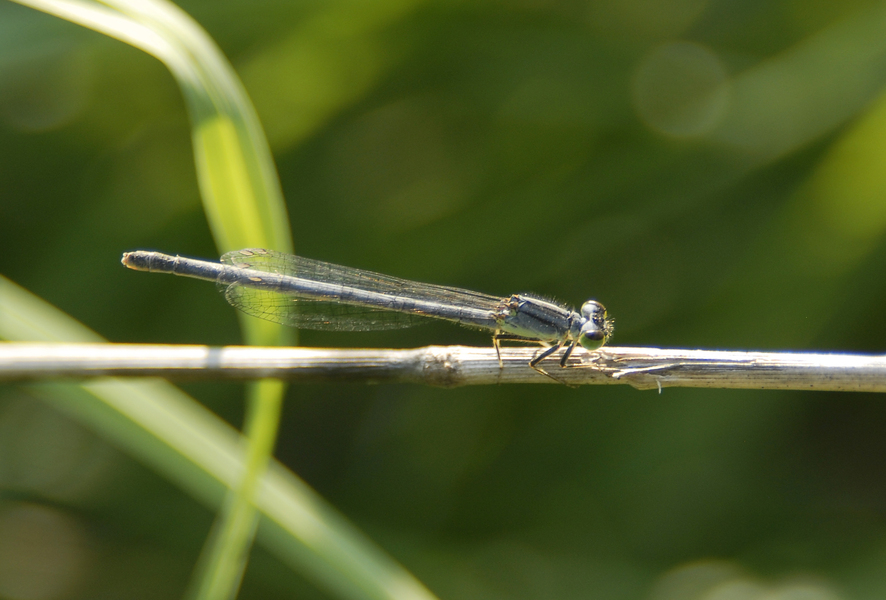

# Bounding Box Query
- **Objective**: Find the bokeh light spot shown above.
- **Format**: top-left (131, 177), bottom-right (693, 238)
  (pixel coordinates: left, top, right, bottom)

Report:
top-left (0, 503), bottom-right (89, 600)
top-left (632, 41), bottom-right (730, 138)
top-left (0, 44), bottom-right (93, 132)
top-left (807, 91), bottom-right (886, 244)
top-left (587, 0), bottom-right (709, 39)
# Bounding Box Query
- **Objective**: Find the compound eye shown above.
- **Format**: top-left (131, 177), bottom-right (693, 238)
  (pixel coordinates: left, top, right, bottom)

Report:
top-left (578, 321), bottom-right (606, 351)
top-left (578, 300), bottom-right (611, 350)
top-left (581, 300), bottom-right (605, 320)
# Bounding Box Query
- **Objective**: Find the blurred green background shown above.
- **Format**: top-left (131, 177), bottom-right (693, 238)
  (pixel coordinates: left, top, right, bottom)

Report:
top-left (3, 0), bottom-right (886, 598)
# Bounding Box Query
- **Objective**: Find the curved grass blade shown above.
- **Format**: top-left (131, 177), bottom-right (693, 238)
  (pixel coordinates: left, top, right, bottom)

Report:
top-left (0, 273), bottom-right (438, 600)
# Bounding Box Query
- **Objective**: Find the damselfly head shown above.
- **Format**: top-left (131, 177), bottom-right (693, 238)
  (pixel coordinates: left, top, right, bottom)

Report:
top-left (578, 300), bottom-right (614, 350)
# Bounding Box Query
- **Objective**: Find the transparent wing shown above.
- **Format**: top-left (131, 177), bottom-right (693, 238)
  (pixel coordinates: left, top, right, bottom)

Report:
top-left (219, 248), bottom-right (503, 331)
top-left (223, 286), bottom-right (432, 331)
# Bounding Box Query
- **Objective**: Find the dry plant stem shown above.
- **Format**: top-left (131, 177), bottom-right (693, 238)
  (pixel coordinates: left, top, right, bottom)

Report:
top-left (1, 343), bottom-right (885, 391)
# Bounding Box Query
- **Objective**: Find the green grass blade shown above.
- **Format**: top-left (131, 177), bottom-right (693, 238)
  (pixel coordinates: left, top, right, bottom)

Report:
top-left (187, 386), bottom-right (285, 600)
top-left (0, 275), bottom-right (438, 600)
top-left (0, 1), bottom-right (419, 598)
top-left (7, 2), bottom-right (294, 596)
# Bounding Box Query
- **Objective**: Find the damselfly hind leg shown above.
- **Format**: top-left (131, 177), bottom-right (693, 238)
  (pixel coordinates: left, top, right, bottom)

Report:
top-left (494, 334), bottom-right (574, 383)
top-left (492, 332), bottom-right (545, 367)
top-left (492, 332), bottom-right (504, 368)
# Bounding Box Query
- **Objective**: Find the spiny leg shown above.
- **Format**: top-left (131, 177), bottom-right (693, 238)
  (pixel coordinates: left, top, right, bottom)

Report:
top-left (494, 336), bottom-right (570, 384)
top-left (492, 333), bottom-right (504, 368)
top-left (526, 342), bottom-right (563, 382)
top-left (529, 342), bottom-right (561, 369)
top-left (493, 333), bottom-right (541, 369)
top-left (558, 340), bottom-right (578, 367)
top-left (531, 342), bottom-right (585, 385)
